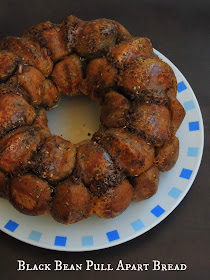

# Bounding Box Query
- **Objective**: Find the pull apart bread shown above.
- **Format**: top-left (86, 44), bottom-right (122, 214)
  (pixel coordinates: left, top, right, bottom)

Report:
top-left (0, 16), bottom-right (185, 224)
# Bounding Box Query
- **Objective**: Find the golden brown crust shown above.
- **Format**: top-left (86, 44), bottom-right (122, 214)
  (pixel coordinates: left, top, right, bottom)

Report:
top-left (0, 84), bottom-right (36, 138)
top-left (90, 179), bottom-right (133, 218)
top-left (0, 126), bottom-right (50, 174)
top-left (119, 57), bottom-right (177, 96)
top-left (168, 91), bottom-right (186, 134)
top-left (100, 128), bottom-right (155, 176)
top-left (52, 54), bottom-right (83, 96)
top-left (24, 21), bottom-right (69, 62)
top-left (76, 140), bottom-right (121, 196)
top-left (75, 19), bottom-right (118, 59)
top-left (132, 166), bottom-right (159, 201)
top-left (108, 37), bottom-right (154, 68)
top-left (167, 88), bottom-right (177, 98)
top-left (1, 37), bottom-right (53, 76)
top-left (51, 178), bottom-right (90, 224)
top-left (8, 65), bottom-right (60, 109)
top-left (132, 90), bottom-right (169, 105)
top-left (0, 170), bottom-right (8, 198)
top-left (8, 65), bottom-right (44, 106)
top-left (33, 109), bottom-right (51, 135)
top-left (42, 79), bottom-right (60, 109)
top-left (111, 20), bottom-right (131, 42)
top-left (100, 90), bottom-right (130, 128)
top-left (91, 126), bottom-right (107, 142)
top-left (84, 57), bottom-right (117, 103)
top-left (9, 174), bottom-right (52, 216)
top-left (60, 15), bottom-right (86, 50)
top-left (155, 136), bottom-right (179, 171)
top-left (130, 104), bottom-right (173, 146)
top-left (32, 135), bottom-right (76, 183)
top-left (0, 50), bottom-right (20, 82)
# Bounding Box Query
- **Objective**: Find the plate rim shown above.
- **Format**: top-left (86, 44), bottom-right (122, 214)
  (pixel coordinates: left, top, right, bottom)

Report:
top-left (0, 48), bottom-right (204, 252)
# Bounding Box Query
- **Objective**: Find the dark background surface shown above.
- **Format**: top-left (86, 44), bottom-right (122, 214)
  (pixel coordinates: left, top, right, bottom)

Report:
top-left (0, 0), bottom-right (209, 279)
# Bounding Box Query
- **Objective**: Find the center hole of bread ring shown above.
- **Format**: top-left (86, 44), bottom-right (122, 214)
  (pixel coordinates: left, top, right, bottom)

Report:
top-left (47, 94), bottom-right (101, 144)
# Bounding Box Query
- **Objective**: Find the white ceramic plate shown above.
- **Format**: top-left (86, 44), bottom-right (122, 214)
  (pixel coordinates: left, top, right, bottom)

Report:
top-left (0, 49), bottom-right (204, 251)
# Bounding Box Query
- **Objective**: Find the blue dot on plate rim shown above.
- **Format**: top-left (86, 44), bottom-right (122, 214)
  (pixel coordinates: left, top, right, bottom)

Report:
top-left (54, 236), bottom-right (67, 246)
top-left (189, 121), bottom-right (200, 131)
top-left (151, 205), bottom-right (165, 218)
top-left (131, 219), bottom-right (145, 231)
top-left (180, 168), bottom-right (193, 180)
top-left (187, 147), bottom-right (199, 157)
top-left (106, 230), bottom-right (120, 242)
top-left (168, 187), bottom-right (182, 199)
top-left (184, 100), bottom-right (195, 111)
top-left (29, 230), bottom-right (42, 242)
top-left (177, 81), bottom-right (187, 93)
top-left (4, 220), bottom-right (19, 232)
top-left (82, 236), bottom-right (94, 246)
